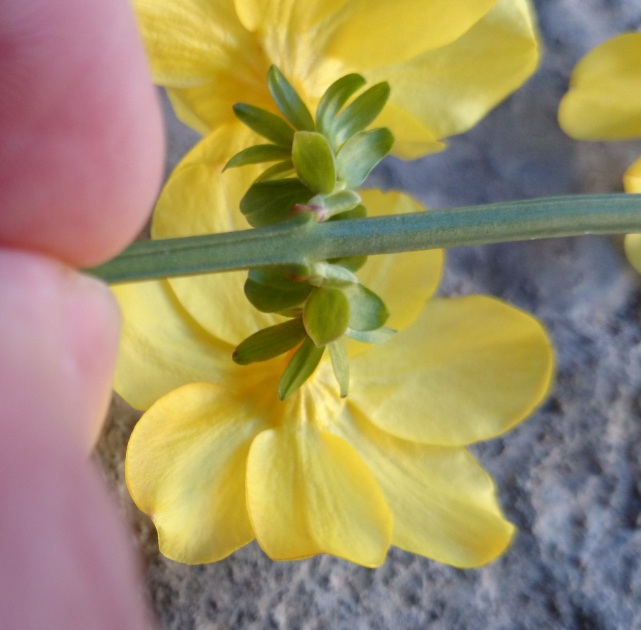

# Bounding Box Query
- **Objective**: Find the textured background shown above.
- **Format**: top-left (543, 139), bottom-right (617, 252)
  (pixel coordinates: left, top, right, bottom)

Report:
top-left (97, 1), bottom-right (641, 628)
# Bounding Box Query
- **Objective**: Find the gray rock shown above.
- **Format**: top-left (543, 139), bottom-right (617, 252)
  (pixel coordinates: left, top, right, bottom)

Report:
top-left (97, 1), bottom-right (641, 628)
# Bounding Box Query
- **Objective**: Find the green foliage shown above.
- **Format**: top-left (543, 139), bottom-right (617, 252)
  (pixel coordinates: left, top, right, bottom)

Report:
top-left (278, 339), bottom-right (325, 400)
top-left (336, 128), bottom-right (395, 188)
top-left (240, 179), bottom-right (312, 227)
top-left (303, 288), bottom-right (350, 347)
top-left (292, 132), bottom-right (336, 195)
top-left (316, 73), bottom-right (367, 135)
top-left (228, 66), bottom-right (396, 395)
top-left (233, 318), bottom-right (307, 364)
top-left (232, 103), bottom-right (295, 146)
top-left (267, 66), bottom-right (315, 131)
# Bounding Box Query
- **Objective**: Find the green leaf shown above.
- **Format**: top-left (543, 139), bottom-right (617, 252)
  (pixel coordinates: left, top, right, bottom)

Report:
top-left (344, 284), bottom-right (389, 331)
top-left (267, 66), bottom-right (315, 131)
top-left (245, 268), bottom-right (312, 314)
top-left (335, 128), bottom-right (394, 188)
top-left (253, 160), bottom-right (295, 183)
top-left (233, 103), bottom-right (295, 146)
top-left (316, 73), bottom-right (367, 135)
top-left (332, 82), bottom-right (390, 146)
top-left (278, 338), bottom-right (325, 400)
top-left (303, 287), bottom-right (350, 347)
top-left (233, 318), bottom-right (307, 364)
top-left (292, 131), bottom-right (336, 195)
top-left (312, 190), bottom-right (361, 220)
top-left (346, 327), bottom-right (396, 344)
top-left (327, 255), bottom-right (368, 272)
top-left (328, 203), bottom-right (367, 221)
top-left (308, 262), bottom-right (359, 287)
top-left (328, 340), bottom-right (349, 397)
top-left (240, 179), bottom-right (312, 227)
top-left (223, 144), bottom-right (292, 171)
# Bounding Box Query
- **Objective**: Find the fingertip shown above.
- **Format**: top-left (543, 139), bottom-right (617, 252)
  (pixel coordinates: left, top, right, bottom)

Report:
top-left (0, 249), bottom-right (121, 447)
top-left (0, 0), bottom-right (165, 265)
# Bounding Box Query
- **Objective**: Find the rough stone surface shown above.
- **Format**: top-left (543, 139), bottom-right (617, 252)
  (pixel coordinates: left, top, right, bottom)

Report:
top-left (97, 1), bottom-right (641, 628)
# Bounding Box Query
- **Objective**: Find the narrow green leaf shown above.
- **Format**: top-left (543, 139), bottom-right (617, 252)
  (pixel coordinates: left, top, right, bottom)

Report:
top-left (253, 160), bottom-right (295, 183)
top-left (233, 318), bottom-right (307, 364)
top-left (328, 255), bottom-right (368, 272)
top-left (308, 262), bottom-right (359, 287)
top-left (346, 327), bottom-right (396, 344)
top-left (316, 73), bottom-right (367, 135)
top-left (248, 266), bottom-right (311, 290)
top-left (233, 103), bottom-right (295, 146)
top-left (278, 338), bottom-right (325, 400)
top-left (245, 269), bottom-right (312, 313)
top-left (303, 287), bottom-right (350, 347)
top-left (292, 131), bottom-right (336, 195)
top-left (328, 203), bottom-right (367, 221)
top-left (267, 66), bottom-right (315, 131)
top-left (332, 82), bottom-right (390, 146)
top-left (328, 340), bottom-right (349, 397)
top-left (240, 178), bottom-right (312, 227)
top-left (335, 128), bottom-right (394, 188)
top-left (344, 284), bottom-right (389, 331)
top-left (224, 144), bottom-right (292, 171)
top-left (316, 190), bottom-right (362, 219)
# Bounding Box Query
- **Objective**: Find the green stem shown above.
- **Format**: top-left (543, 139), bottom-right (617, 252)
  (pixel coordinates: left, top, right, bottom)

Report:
top-left (87, 194), bottom-right (641, 284)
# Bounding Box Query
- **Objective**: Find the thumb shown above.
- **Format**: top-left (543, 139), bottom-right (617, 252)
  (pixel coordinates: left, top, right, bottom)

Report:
top-left (0, 249), bottom-right (153, 629)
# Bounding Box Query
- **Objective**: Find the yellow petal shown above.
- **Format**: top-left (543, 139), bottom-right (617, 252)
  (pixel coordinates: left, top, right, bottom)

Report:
top-left (349, 296), bottom-right (554, 445)
top-left (357, 190), bottom-right (443, 331)
top-left (559, 33), bottom-right (641, 140)
top-left (125, 382), bottom-right (273, 564)
top-left (134, 0), bottom-right (261, 88)
top-left (624, 157), bottom-right (641, 274)
top-left (112, 280), bottom-right (235, 410)
top-left (624, 155), bottom-right (641, 193)
top-left (336, 413), bottom-right (514, 567)
top-left (234, 0), bottom-right (347, 34)
top-left (625, 234), bottom-right (641, 275)
top-left (247, 412), bottom-right (392, 566)
top-left (374, 104), bottom-right (446, 160)
top-left (152, 126), bottom-right (285, 345)
top-left (366, 0), bottom-right (539, 146)
top-left (323, 0), bottom-right (499, 71)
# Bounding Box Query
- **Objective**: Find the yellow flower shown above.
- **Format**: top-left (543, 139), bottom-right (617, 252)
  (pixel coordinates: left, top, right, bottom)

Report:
top-left (134, 0), bottom-right (540, 159)
top-left (558, 32), bottom-right (641, 273)
top-left (113, 134), bottom-right (554, 567)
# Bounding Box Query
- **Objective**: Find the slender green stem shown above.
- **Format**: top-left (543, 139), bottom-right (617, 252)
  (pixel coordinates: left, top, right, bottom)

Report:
top-left (87, 194), bottom-right (641, 284)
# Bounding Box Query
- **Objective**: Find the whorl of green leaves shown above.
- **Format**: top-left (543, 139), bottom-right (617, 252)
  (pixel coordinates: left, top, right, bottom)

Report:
top-left (225, 66), bottom-right (395, 399)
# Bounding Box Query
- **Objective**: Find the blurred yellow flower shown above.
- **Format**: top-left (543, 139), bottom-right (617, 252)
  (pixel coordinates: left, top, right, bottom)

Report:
top-left (558, 32), bottom-right (641, 273)
top-left (114, 135), bottom-right (554, 568)
top-left (134, 0), bottom-right (540, 159)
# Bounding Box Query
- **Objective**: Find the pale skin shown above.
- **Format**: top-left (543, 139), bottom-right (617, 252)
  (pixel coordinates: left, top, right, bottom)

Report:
top-left (0, 0), bottom-right (164, 626)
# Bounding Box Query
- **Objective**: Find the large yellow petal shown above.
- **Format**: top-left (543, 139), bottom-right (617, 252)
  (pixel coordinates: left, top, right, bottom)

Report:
top-left (357, 190), bottom-right (443, 331)
top-left (624, 155), bottom-right (641, 193)
top-left (152, 126), bottom-right (285, 345)
top-left (112, 280), bottom-right (235, 411)
top-left (246, 401), bottom-right (393, 566)
top-left (322, 0), bottom-right (499, 71)
top-left (624, 157), bottom-right (641, 274)
top-left (374, 104), bottom-right (446, 160)
top-left (559, 33), bottom-right (641, 140)
top-left (125, 381), bottom-right (274, 564)
top-left (335, 412), bottom-right (514, 567)
top-left (349, 296), bottom-right (554, 446)
top-left (366, 0), bottom-right (539, 146)
top-left (234, 0), bottom-right (348, 35)
top-left (134, 0), bottom-right (260, 87)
